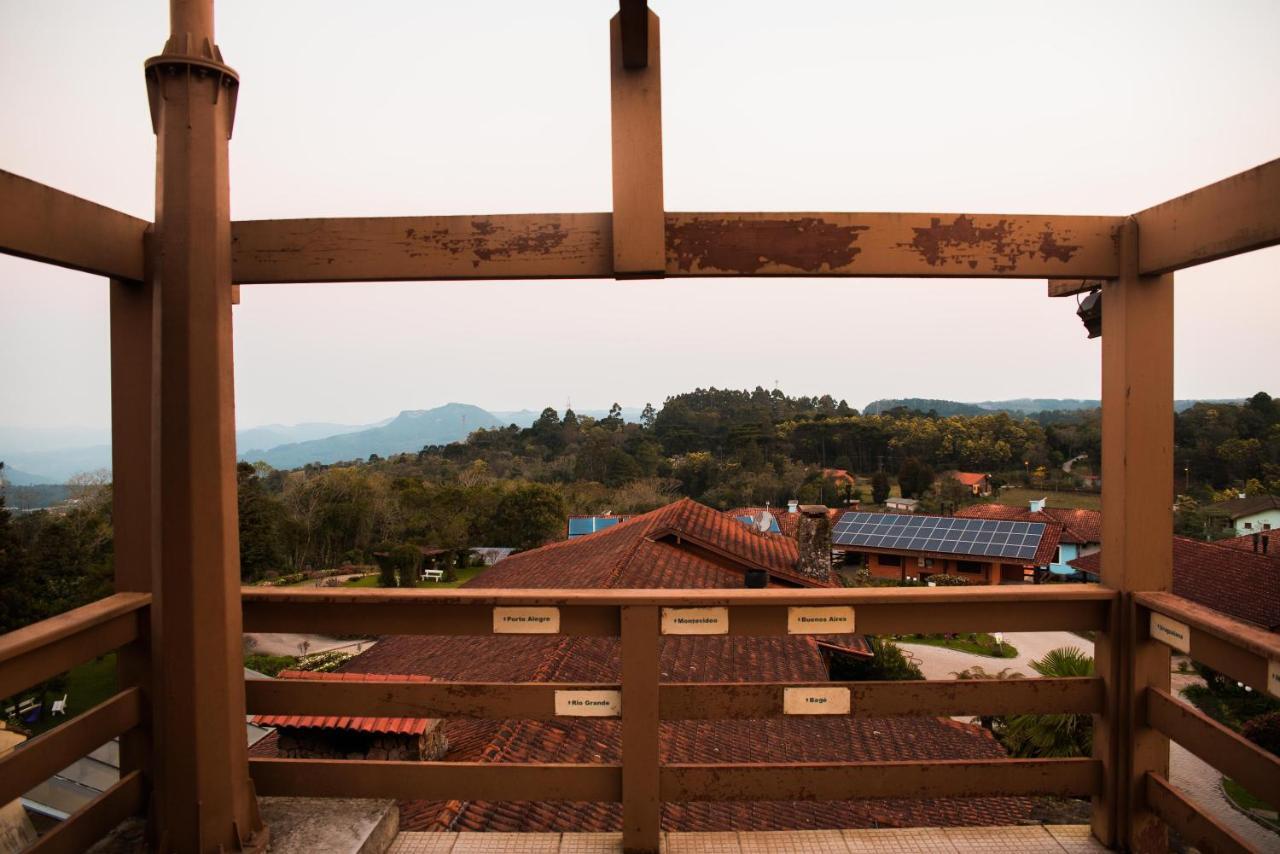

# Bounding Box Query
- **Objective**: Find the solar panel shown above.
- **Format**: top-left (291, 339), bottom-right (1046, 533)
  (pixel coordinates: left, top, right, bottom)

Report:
top-left (832, 511), bottom-right (1046, 562)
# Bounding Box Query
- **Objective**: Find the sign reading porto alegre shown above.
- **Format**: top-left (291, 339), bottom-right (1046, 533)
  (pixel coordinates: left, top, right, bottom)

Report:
top-left (554, 690), bottom-right (622, 717)
top-left (787, 606), bottom-right (855, 635)
top-left (660, 607), bottom-right (729, 635)
top-left (1149, 612), bottom-right (1191, 654)
top-left (493, 606), bottom-right (560, 634)
top-left (783, 686), bottom-right (851, 715)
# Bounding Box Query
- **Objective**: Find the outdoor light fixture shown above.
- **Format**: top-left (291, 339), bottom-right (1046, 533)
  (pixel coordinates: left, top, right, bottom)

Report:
top-left (1077, 289), bottom-right (1102, 338)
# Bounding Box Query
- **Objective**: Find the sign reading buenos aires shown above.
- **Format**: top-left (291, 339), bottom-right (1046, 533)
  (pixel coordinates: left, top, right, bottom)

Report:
top-left (1149, 612), bottom-right (1191, 654)
top-left (493, 606), bottom-right (561, 634)
top-left (787, 606), bottom-right (855, 635)
top-left (661, 606), bottom-right (729, 635)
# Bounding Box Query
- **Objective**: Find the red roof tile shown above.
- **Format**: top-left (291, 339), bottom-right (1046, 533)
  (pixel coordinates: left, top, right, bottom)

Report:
top-left (250, 670), bottom-right (436, 736)
top-left (311, 498), bottom-right (1032, 833)
top-left (1215, 531), bottom-right (1280, 559)
top-left (955, 503), bottom-right (1101, 545)
top-left (1069, 537), bottom-right (1280, 631)
top-left (944, 472), bottom-right (990, 488)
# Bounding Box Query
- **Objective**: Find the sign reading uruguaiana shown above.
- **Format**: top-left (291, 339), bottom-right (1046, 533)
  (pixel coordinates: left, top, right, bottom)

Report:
top-left (783, 686), bottom-right (851, 715)
top-left (660, 606), bottom-right (729, 635)
top-left (787, 606), bottom-right (855, 635)
top-left (493, 606), bottom-right (560, 634)
top-left (554, 690), bottom-right (622, 717)
top-left (1268, 659), bottom-right (1280, 700)
top-left (1149, 612), bottom-right (1191, 654)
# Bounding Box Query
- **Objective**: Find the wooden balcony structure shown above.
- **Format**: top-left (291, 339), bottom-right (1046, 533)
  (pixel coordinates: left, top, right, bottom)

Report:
top-left (2, 0), bottom-right (1280, 851)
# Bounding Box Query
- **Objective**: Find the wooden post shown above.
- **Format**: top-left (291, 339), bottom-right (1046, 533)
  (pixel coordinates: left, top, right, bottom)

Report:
top-left (108, 267), bottom-right (158, 797)
top-left (621, 605), bottom-right (660, 853)
top-left (609, 4), bottom-right (664, 278)
top-left (145, 0), bottom-right (265, 849)
top-left (1092, 217), bottom-right (1174, 852)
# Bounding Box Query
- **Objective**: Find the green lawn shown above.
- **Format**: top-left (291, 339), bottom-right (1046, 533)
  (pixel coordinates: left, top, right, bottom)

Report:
top-left (342, 565), bottom-right (486, 589)
top-left (991, 487), bottom-right (1101, 512)
top-left (23, 654), bottom-right (118, 735)
top-left (898, 633), bottom-right (1019, 659)
top-left (1223, 777), bottom-right (1279, 826)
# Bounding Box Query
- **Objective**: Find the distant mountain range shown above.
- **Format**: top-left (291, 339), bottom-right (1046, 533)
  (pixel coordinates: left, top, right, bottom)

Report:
top-left (241, 404), bottom-right (502, 469)
top-left (861, 397), bottom-right (1245, 417)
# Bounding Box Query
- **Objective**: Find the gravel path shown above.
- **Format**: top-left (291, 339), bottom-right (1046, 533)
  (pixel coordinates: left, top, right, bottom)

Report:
top-left (897, 631), bottom-right (1094, 680)
top-left (245, 632), bottom-right (375, 657)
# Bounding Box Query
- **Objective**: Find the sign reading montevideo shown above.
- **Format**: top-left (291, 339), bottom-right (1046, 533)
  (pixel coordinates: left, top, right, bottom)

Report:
top-left (1149, 612), bottom-right (1190, 654)
top-left (787, 606), bottom-right (855, 635)
top-left (554, 690), bottom-right (622, 717)
top-left (783, 686), bottom-right (851, 715)
top-left (1268, 659), bottom-right (1280, 700)
top-left (661, 606), bottom-right (729, 635)
top-left (493, 606), bottom-right (560, 634)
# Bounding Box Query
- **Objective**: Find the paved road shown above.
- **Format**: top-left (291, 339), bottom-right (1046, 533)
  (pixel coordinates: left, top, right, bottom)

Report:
top-left (245, 632), bottom-right (375, 657)
top-left (898, 631), bottom-right (1093, 679)
top-left (898, 636), bottom-right (1280, 850)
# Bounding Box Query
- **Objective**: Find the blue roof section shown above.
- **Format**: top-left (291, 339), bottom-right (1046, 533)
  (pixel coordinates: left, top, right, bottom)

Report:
top-left (567, 516), bottom-right (627, 538)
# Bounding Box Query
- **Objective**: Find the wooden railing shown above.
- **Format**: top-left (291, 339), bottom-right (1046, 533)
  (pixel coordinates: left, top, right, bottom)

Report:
top-left (0, 593), bottom-right (150, 854)
top-left (242, 585), bottom-right (1113, 851)
top-left (1134, 592), bottom-right (1280, 854)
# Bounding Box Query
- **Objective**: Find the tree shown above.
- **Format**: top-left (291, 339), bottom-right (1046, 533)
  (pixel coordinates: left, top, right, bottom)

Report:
top-left (390, 544), bottom-right (421, 588)
top-left (373, 543), bottom-right (398, 587)
top-left (897, 457), bottom-right (934, 499)
top-left (641, 402), bottom-right (657, 429)
top-left (491, 483), bottom-right (566, 550)
top-left (601, 403), bottom-right (624, 431)
top-left (237, 461), bottom-right (286, 581)
top-left (1000, 647), bottom-right (1094, 758)
top-left (871, 471), bottom-right (891, 504)
top-left (1242, 711), bottom-right (1280, 757)
top-left (830, 638), bottom-right (923, 681)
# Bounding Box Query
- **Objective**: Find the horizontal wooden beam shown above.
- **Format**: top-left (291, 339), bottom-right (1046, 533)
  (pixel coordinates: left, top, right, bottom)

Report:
top-left (0, 688), bottom-right (142, 806)
top-left (0, 170), bottom-right (148, 281)
top-left (0, 593), bottom-right (150, 699)
top-left (249, 758), bottom-right (621, 802)
top-left (1146, 687), bottom-right (1280, 809)
top-left (1047, 278), bottom-right (1103, 298)
top-left (246, 679), bottom-right (620, 719)
top-left (29, 770), bottom-right (145, 854)
top-left (1134, 591), bottom-right (1280, 694)
top-left (231, 213), bottom-right (614, 284)
top-left (661, 677), bottom-right (1104, 720)
top-left (661, 757), bottom-right (1102, 801)
top-left (242, 585), bottom-right (1113, 636)
top-left (1135, 157), bottom-right (1280, 275)
top-left (231, 212), bottom-right (1122, 284)
top-left (1144, 772), bottom-right (1251, 854)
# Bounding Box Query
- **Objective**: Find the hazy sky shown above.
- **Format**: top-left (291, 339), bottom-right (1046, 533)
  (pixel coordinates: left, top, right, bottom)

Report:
top-left (3, 0), bottom-right (1278, 430)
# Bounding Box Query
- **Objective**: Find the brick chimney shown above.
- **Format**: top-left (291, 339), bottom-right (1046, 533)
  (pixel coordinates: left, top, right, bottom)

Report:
top-left (795, 505), bottom-right (833, 581)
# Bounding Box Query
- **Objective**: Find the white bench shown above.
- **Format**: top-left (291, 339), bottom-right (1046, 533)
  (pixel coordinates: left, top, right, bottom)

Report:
top-left (421, 568), bottom-right (445, 582)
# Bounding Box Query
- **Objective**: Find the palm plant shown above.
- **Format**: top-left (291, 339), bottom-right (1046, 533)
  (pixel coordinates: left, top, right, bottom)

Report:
top-left (951, 665), bottom-right (1022, 730)
top-left (1000, 646), bottom-right (1094, 758)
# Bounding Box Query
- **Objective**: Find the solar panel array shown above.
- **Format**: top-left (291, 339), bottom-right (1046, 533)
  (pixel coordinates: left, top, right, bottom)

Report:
top-left (567, 516), bottom-right (627, 538)
top-left (831, 512), bottom-right (1047, 562)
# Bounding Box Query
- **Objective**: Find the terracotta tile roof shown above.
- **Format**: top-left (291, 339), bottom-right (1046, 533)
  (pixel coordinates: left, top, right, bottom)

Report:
top-left (943, 472), bottom-right (990, 488)
top-left (1215, 531), bottom-right (1280, 558)
top-left (725, 506), bottom-right (844, 540)
top-left (250, 670), bottom-right (436, 736)
top-left (311, 499), bottom-right (1034, 832)
top-left (1069, 537), bottom-right (1280, 631)
top-left (1204, 495), bottom-right (1280, 520)
top-left (954, 503), bottom-right (1101, 545)
top-left (473, 498), bottom-right (833, 589)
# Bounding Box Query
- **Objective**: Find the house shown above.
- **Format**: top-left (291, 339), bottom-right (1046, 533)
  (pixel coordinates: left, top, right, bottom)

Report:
top-left (953, 502), bottom-right (1101, 576)
top-left (724, 502), bottom-right (843, 539)
top-left (832, 510), bottom-right (1063, 586)
top-left (1069, 537), bottom-right (1280, 633)
top-left (884, 496), bottom-right (918, 513)
top-left (940, 471), bottom-right (993, 497)
top-left (1205, 494), bottom-right (1280, 535)
top-left (265, 498), bottom-right (1033, 833)
top-left (566, 513), bottom-right (631, 538)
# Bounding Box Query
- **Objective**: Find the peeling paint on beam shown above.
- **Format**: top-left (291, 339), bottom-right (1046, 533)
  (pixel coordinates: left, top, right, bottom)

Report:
top-left (0, 170), bottom-right (148, 281)
top-left (232, 213), bottom-right (614, 284)
top-left (1134, 157), bottom-right (1280, 275)
top-left (665, 213), bottom-right (1122, 278)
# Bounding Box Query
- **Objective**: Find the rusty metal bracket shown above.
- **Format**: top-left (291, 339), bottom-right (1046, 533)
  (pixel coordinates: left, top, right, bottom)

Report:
top-left (143, 53), bottom-right (240, 138)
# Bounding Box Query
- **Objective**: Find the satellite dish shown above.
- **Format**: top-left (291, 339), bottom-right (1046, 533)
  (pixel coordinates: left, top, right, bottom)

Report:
top-left (756, 511), bottom-right (775, 533)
